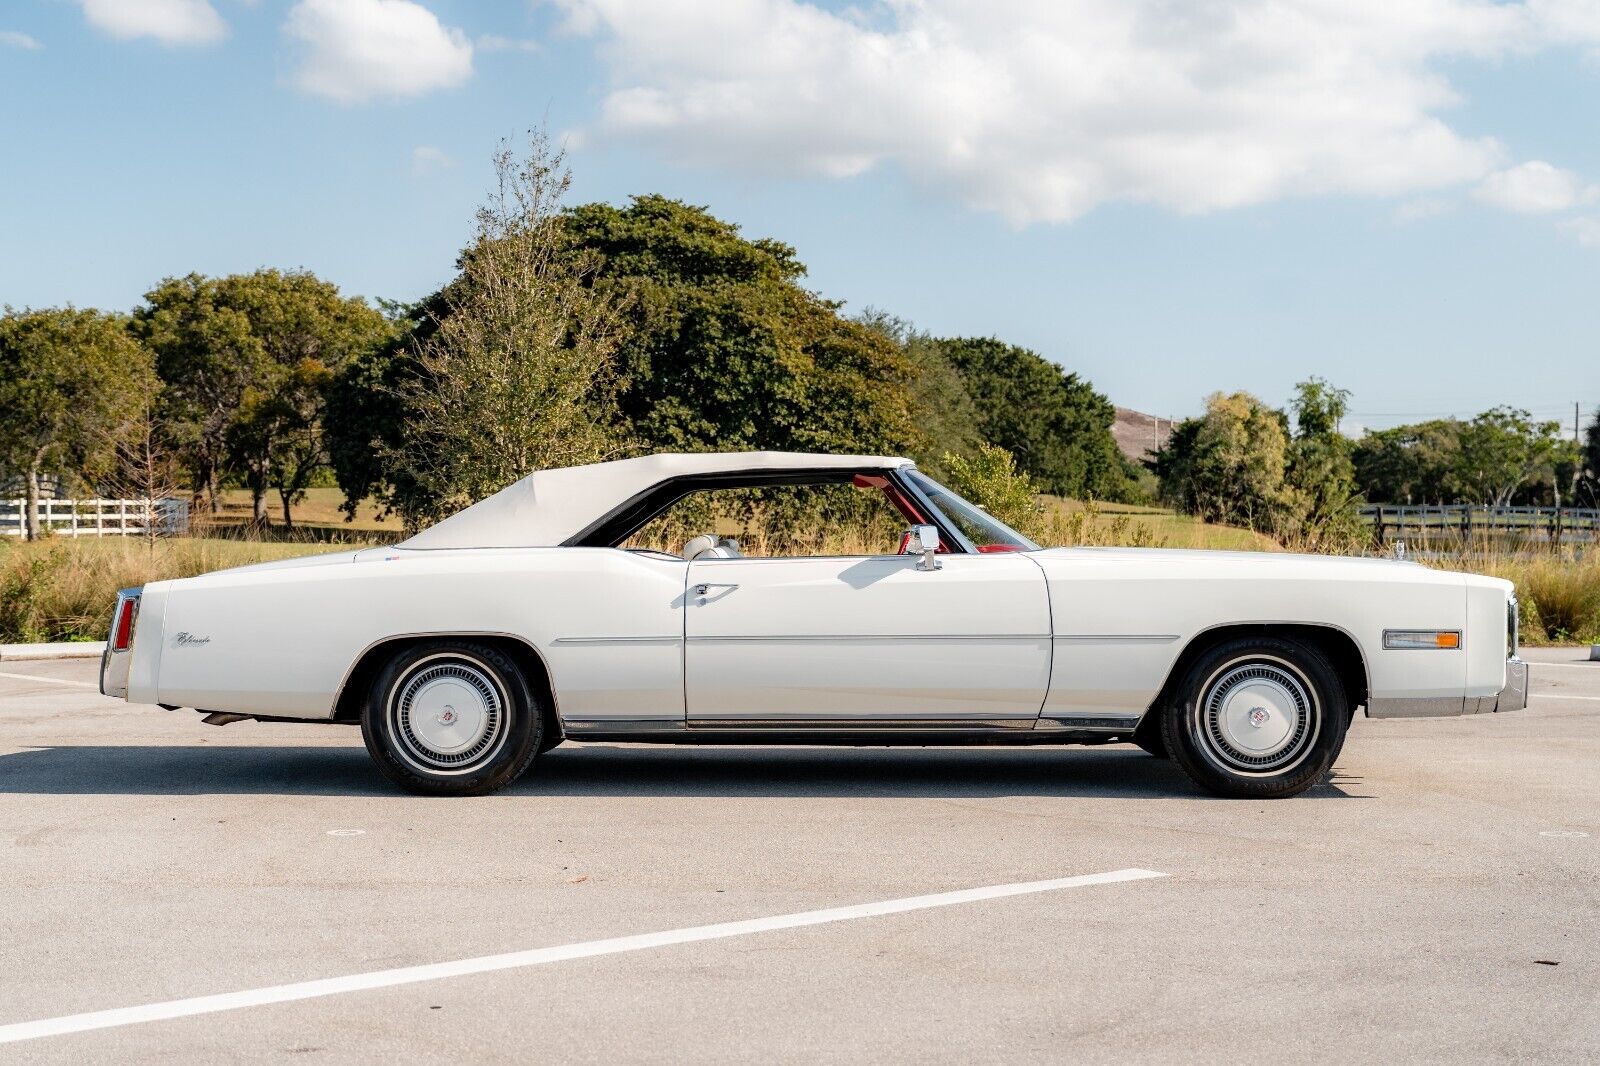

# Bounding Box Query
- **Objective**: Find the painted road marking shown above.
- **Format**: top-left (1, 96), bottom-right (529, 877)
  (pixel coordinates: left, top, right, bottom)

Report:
top-left (1530, 693), bottom-right (1600, 702)
top-left (0, 868), bottom-right (1165, 1045)
top-left (0, 671), bottom-right (97, 689)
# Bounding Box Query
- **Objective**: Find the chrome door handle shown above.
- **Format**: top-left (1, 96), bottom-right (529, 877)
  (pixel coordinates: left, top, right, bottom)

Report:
top-left (695, 582), bottom-right (740, 596)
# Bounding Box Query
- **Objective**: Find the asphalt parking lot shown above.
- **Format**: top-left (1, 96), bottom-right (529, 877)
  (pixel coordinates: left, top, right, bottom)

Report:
top-left (0, 650), bottom-right (1596, 1063)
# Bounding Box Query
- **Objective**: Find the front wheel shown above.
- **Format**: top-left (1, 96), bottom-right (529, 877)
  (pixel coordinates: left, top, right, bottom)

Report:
top-left (1159, 636), bottom-right (1349, 799)
top-left (361, 641), bottom-right (544, 796)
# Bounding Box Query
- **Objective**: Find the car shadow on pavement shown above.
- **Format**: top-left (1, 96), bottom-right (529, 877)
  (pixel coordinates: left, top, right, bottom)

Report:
top-left (0, 743), bottom-right (1359, 800)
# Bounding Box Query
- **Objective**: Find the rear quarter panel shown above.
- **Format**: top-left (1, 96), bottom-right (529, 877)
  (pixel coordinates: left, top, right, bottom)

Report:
top-left (143, 548), bottom-right (688, 720)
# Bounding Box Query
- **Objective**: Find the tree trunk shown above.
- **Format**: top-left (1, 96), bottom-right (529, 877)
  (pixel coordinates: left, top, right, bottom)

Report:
top-left (24, 455), bottom-right (43, 541)
top-left (251, 482), bottom-right (268, 528)
top-left (280, 488), bottom-right (295, 530)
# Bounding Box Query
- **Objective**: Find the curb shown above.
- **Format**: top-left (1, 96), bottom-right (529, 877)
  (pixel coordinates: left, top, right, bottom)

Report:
top-left (0, 642), bottom-right (107, 661)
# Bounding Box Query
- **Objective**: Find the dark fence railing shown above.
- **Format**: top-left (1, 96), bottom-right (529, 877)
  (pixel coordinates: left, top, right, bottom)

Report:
top-left (1361, 505), bottom-right (1600, 546)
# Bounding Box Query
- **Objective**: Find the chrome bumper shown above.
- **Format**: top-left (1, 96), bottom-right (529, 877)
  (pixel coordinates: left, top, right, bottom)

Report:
top-left (1367, 658), bottom-right (1529, 718)
top-left (1469, 657), bottom-right (1528, 714)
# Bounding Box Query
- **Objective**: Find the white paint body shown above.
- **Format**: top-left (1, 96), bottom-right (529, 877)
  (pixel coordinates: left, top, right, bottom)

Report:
top-left (120, 540), bottom-right (1515, 729)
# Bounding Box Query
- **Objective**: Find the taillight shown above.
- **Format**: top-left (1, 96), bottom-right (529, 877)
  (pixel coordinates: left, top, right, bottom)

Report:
top-left (111, 596), bottom-right (138, 652)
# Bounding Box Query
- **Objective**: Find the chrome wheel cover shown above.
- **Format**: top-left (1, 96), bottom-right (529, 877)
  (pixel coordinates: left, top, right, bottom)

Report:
top-left (387, 655), bottom-right (508, 775)
top-left (1195, 655), bottom-right (1320, 775)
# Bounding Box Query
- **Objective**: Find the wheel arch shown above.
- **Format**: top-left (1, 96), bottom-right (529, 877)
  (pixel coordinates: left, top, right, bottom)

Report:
top-left (332, 632), bottom-right (561, 741)
top-left (1143, 622), bottom-right (1369, 723)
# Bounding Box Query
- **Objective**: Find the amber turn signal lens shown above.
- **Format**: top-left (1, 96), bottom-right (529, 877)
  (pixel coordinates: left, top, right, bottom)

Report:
top-left (1383, 629), bottom-right (1462, 650)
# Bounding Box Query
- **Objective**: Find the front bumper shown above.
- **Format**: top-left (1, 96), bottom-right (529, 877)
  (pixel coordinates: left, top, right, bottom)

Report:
top-left (1367, 657), bottom-right (1529, 718)
top-left (1468, 657), bottom-right (1528, 714)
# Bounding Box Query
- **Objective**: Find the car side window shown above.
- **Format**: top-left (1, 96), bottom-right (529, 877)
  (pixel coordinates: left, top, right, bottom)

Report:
top-left (619, 481), bottom-right (914, 559)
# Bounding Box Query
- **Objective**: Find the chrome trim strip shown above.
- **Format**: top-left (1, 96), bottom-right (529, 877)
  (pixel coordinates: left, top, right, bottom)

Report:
top-left (550, 636), bottom-right (682, 646)
top-left (562, 718), bottom-right (685, 735)
top-left (1037, 715), bottom-right (1143, 731)
top-left (686, 717), bottom-right (1039, 730)
top-left (1365, 695), bottom-right (1464, 718)
top-left (684, 634), bottom-right (1050, 644)
top-left (1053, 634), bottom-right (1179, 644)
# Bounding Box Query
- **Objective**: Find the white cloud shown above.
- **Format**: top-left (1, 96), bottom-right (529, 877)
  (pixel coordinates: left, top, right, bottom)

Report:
top-left (1474, 160), bottom-right (1597, 213)
top-left (284, 0), bottom-right (473, 104)
top-left (79, 0), bottom-right (226, 46)
top-left (1562, 215), bottom-right (1600, 247)
top-left (1, 30), bottom-right (43, 50)
top-left (558, 0), bottom-right (1600, 225)
top-left (411, 145), bottom-right (454, 173)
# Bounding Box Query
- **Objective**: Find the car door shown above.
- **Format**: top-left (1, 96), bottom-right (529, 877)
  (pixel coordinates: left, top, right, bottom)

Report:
top-left (683, 552), bottom-right (1052, 724)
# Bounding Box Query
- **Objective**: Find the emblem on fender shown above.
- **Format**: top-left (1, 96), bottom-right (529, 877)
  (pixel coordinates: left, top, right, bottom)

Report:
top-left (172, 632), bottom-right (212, 649)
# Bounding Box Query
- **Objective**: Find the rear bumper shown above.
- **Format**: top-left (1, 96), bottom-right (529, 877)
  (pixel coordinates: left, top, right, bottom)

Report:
top-left (1367, 657), bottom-right (1529, 718)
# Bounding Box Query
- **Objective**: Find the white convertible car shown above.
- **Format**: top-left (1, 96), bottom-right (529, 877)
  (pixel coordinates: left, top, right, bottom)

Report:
top-left (100, 451), bottom-right (1527, 799)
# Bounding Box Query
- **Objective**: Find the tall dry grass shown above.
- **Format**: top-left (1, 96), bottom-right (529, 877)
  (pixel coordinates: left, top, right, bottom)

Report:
top-left (1421, 546), bottom-right (1600, 645)
top-left (0, 536), bottom-right (361, 643)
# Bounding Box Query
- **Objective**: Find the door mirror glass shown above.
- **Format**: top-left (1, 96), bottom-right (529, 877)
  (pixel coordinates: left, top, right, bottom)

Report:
top-left (909, 524), bottom-right (941, 570)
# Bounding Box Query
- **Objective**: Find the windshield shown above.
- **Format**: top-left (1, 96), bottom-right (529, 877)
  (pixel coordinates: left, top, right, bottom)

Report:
top-left (905, 470), bottom-right (1041, 553)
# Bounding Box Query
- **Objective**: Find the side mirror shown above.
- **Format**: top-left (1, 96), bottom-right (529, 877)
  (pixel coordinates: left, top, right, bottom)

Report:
top-left (909, 524), bottom-right (941, 571)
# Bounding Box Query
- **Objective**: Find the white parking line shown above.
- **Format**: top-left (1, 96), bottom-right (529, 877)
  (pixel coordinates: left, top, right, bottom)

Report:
top-left (1525, 662), bottom-right (1598, 670)
top-left (1531, 693), bottom-right (1600, 702)
top-left (0, 671), bottom-right (97, 689)
top-left (0, 868), bottom-right (1165, 1045)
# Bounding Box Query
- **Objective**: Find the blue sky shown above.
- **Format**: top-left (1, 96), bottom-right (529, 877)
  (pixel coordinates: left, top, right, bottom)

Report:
top-left (3, 0), bottom-right (1599, 434)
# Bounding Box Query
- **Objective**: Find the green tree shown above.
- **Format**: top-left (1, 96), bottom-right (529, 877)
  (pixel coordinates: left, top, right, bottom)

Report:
top-left (1453, 407), bottom-right (1565, 506)
top-left (1352, 420), bottom-right (1464, 504)
top-left (939, 443), bottom-right (1047, 541)
top-left (1153, 391), bottom-right (1290, 529)
top-left (383, 131), bottom-right (630, 530)
top-left (133, 274), bottom-right (261, 512)
top-left (853, 310), bottom-right (984, 478)
top-left (0, 307), bottom-right (157, 539)
top-left (929, 337), bottom-right (1129, 500)
top-left (1283, 378), bottom-right (1361, 548)
top-left (137, 269), bottom-right (387, 525)
top-left (563, 194), bottom-right (919, 458)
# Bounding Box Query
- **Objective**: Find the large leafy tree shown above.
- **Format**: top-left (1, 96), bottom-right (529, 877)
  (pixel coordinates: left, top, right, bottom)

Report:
top-left (331, 192), bottom-right (924, 522)
top-left (137, 270), bottom-right (388, 525)
top-left (0, 307), bottom-right (157, 538)
top-left (929, 337), bottom-right (1128, 499)
top-left (1353, 407), bottom-right (1570, 506)
top-left (1153, 390), bottom-right (1290, 529)
top-left (563, 195), bottom-right (919, 458)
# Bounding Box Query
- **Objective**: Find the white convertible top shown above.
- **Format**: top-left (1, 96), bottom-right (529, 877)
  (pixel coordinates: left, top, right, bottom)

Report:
top-left (400, 451), bottom-right (912, 550)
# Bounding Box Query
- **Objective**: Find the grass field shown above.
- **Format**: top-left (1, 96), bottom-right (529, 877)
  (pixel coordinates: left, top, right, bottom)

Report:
top-left (209, 487), bottom-right (401, 536)
top-left (1041, 497), bottom-right (1282, 551)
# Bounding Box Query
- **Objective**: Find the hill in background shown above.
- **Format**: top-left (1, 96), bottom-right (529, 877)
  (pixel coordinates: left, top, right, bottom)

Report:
top-left (1112, 406), bottom-right (1173, 463)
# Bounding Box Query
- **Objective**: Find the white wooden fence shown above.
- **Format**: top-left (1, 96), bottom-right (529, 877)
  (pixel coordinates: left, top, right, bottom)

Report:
top-left (0, 498), bottom-right (190, 538)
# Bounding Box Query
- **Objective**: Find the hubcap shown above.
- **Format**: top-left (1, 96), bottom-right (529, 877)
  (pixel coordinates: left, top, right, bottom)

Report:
top-left (1198, 658), bottom-right (1319, 774)
top-left (389, 657), bottom-right (506, 774)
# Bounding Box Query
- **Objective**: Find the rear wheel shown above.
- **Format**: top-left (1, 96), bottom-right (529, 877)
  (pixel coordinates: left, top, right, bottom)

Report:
top-left (361, 640), bottom-right (543, 796)
top-left (1160, 636), bottom-right (1348, 799)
